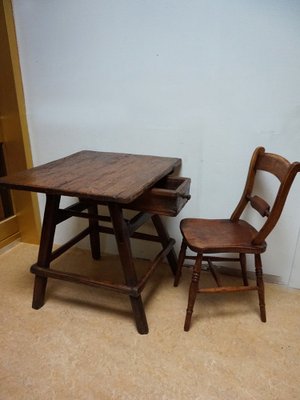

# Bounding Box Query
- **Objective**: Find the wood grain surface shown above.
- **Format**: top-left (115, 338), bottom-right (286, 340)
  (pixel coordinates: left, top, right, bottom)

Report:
top-left (0, 151), bottom-right (181, 203)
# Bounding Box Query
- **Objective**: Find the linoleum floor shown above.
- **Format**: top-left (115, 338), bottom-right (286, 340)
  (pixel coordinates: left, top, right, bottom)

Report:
top-left (1, 243), bottom-right (300, 400)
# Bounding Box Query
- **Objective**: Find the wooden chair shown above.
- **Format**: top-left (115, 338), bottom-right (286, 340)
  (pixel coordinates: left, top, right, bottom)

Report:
top-left (174, 147), bottom-right (300, 331)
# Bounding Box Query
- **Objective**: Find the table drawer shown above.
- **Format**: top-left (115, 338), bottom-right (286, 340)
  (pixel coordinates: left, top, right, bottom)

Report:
top-left (128, 176), bottom-right (191, 216)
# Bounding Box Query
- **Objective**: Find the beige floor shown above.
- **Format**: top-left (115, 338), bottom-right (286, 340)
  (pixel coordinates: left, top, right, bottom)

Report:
top-left (0, 242), bottom-right (300, 400)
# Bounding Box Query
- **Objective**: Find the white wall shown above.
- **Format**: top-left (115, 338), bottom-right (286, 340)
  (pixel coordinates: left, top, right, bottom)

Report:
top-left (12, 0), bottom-right (300, 285)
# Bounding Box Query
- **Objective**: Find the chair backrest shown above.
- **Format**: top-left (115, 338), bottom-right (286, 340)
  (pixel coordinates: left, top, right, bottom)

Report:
top-left (230, 147), bottom-right (300, 245)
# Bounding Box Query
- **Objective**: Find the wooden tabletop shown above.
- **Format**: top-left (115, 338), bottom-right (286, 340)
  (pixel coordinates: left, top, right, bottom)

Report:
top-left (0, 151), bottom-right (181, 203)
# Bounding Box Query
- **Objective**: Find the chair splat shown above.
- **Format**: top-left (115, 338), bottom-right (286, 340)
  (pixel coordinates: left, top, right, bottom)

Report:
top-left (246, 195), bottom-right (270, 217)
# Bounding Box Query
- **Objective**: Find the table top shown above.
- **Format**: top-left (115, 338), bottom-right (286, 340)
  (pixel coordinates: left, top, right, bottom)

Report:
top-left (0, 151), bottom-right (181, 203)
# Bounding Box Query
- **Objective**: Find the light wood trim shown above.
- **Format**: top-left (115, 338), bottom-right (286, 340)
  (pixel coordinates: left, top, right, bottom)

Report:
top-left (0, 215), bottom-right (19, 241)
top-left (0, 231), bottom-right (20, 249)
top-left (3, 0), bottom-right (34, 168)
top-left (0, 0), bottom-right (41, 244)
top-left (0, 215), bottom-right (18, 240)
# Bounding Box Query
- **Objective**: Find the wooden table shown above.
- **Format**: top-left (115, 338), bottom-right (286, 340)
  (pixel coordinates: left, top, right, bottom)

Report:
top-left (0, 151), bottom-right (190, 334)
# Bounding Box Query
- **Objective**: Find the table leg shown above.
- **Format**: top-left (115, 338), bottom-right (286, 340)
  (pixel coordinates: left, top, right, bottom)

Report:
top-left (108, 203), bottom-right (148, 334)
top-left (88, 203), bottom-right (101, 260)
top-left (32, 194), bottom-right (60, 309)
top-left (151, 214), bottom-right (178, 275)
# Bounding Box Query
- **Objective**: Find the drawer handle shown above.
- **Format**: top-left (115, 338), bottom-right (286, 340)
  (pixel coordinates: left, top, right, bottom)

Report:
top-left (179, 194), bottom-right (191, 200)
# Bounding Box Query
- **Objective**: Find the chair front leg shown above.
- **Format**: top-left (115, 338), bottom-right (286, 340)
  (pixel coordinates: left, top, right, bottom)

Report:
top-left (255, 254), bottom-right (266, 322)
top-left (174, 240), bottom-right (187, 287)
top-left (184, 253), bottom-right (203, 332)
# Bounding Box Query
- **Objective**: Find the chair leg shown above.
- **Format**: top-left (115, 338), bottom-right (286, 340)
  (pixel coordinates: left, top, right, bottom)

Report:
top-left (174, 241), bottom-right (187, 287)
top-left (240, 253), bottom-right (249, 286)
top-left (184, 253), bottom-right (203, 332)
top-left (255, 254), bottom-right (266, 322)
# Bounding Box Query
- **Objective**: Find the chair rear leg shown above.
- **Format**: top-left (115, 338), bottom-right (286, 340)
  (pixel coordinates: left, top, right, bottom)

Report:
top-left (240, 253), bottom-right (249, 286)
top-left (184, 253), bottom-right (203, 331)
top-left (174, 241), bottom-right (187, 287)
top-left (255, 254), bottom-right (266, 322)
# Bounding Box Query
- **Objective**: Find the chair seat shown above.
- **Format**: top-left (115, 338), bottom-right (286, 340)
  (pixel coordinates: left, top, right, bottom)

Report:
top-left (180, 218), bottom-right (267, 254)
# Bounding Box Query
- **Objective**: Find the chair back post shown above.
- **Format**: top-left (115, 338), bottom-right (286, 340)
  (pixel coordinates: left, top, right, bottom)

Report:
top-left (231, 146), bottom-right (300, 245)
top-left (253, 161), bottom-right (300, 245)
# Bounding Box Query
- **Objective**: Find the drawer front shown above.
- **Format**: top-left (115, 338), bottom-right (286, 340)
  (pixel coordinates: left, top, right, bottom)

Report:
top-left (127, 176), bottom-right (191, 216)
